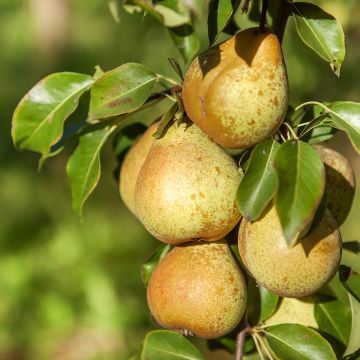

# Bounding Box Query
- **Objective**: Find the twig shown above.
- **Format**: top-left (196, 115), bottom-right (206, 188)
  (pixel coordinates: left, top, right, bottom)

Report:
top-left (235, 325), bottom-right (251, 360)
top-left (273, 0), bottom-right (291, 43)
top-left (259, 0), bottom-right (268, 33)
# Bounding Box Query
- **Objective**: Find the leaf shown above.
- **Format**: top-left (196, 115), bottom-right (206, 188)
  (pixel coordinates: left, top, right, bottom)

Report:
top-left (141, 244), bottom-right (171, 286)
top-left (259, 286), bottom-right (279, 322)
top-left (237, 139), bottom-right (280, 221)
top-left (12, 72), bottom-right (93, 156)
top-left (108, 0), bottom-right (121, 22)
top-left (265, 324), bottom-right (337, 360)
top-left (314, 297), bottom-right (351, 345)
top-left (141, 330), bottom-right (205, 360)
top-left (274, 140), bottom-right (325, 246)
top-left (208, 0), bottom-right (242, 44)
top-left (168, 58), bottom-right (184, 80)
top-left (208, 335), bottom-right (254, 354)
top-left (89, 63), bottom-right (157, 121)
top-left (292, 2), bottom-right (345, 76)
top-left (152, 103), bottom-right (178, 139)
top-left (66, 126), bottom-right (115, 217)
top-left (344, 293), bottom-right (360, 357)
top-left (327, 101), bottom-right (360, 154)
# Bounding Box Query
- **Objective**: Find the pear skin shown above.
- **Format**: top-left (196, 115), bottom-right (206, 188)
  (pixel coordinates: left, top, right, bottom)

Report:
top-left (119, 122), bottom-right (159, 216)
top-left (147, 241), bottom-right (247, 339)
top-left (182, 27), bottom-right (288, 149)
top-left (238, 206), bottom-right (341, 297)
top-left (135, 122), bottom-right (242, 244)
top-left (314, 145), bottom-right (355, 226)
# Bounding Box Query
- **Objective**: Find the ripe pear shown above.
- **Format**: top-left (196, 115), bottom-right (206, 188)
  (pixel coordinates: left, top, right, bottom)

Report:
top-left (238, 206), bottom-right (341, 297)
top-left (264, 297), bottom-right (317, 328)
top-left (182, 27), bottom-right (288, 149)
top-left (314, 145), bottom-right (355, 226)
top-left (135, 122), bottom-right (242, 244)
top-left (147, 241), bottom-right (247, 339)
top-left (119, 122), bottom-right (159, 216)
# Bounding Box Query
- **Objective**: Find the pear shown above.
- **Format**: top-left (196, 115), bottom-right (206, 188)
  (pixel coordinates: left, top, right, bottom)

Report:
top-left (264, 297), bottom-right (317, 328)
top-left (182, 27), bottom-right (288, 149)
top-left (119, 122), bottom-right (159, 216)
top-left (314, 145), bottom-right (355, 226)
top-left (147, 241), bottom-right (247, 339)
top-left (135, 122), bottom-right (242, 244)
top-left (238, 206), bottom-right (341, 297)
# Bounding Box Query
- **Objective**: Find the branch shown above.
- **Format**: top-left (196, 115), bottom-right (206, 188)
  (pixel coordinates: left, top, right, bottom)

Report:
top-left (259, 0), bottom-right (268, 33)
top-left (236, 325), bottom-right (251, 360)
top-left (273, 0), bottom-right (291, 43)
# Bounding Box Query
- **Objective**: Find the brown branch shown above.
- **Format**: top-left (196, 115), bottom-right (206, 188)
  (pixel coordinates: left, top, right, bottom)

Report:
top-left (236, 325), bottom-right (251, 360)
top-left (259, 0), bottom-right (268, 33)
top-left (273, 0), bottom-right (291, 43)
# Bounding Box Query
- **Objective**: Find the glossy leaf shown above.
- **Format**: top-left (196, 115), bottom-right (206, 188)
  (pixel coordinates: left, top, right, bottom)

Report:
top-left (237, 139), bottom-right (280, 221)
top-left (274, 140), bottom-right (325, 246)
top-left (259, 286), bottom-right (279, 322)
top-left (12, 72), bottom-right (93, 156)
top-left (66, 127), bottom-right (115, 217)
top-left (344, 293), bottom-right (360, 357)
top-left (208, 0), bottom-right (241, 44)
top-left (315, 297), bottom-right (351, 345)
top-left (89, 63), bottom-right (157, 120)
top-left (141, 330), bottom-right (205, 360)
top-left (327, 101), bottom-right (360, 154)
top-left (265, 324), bottom-right (336, 360)
top-left (141, 244), bottom-right (171, 286)
top-left (207, 332), bottom-right (254, 354)
top-left (292, 2), bottom-right (345, 75)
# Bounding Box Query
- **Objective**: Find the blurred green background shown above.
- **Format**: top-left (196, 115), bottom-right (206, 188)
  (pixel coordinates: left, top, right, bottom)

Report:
top-left (1, 0), bottom-right (359, 359)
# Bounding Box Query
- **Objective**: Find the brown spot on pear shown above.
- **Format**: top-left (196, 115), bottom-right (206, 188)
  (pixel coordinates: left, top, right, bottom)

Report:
top-left (147, 241), bottom-right (247, 339)
top-left (314, 145), bottom-right (355, 226)
top-left (238, 206), bottom-right (341, 297)
top-left (182, 27), bottom-right (288, 149)
top-left (135, 122), bottom-right (242, 244)
top-left (119, 122), bottom-right (159, 216)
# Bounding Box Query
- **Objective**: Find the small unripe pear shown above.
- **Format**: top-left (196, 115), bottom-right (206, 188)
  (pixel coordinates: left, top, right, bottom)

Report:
top-left (147, 241), bottom-right (247, 339)
top-left (119, 122), bottom-right (158, 216)
top-left (265, 297), bottom-right (317, 328)
top-left (135, 122), bottom-right (242, 244)
top-left (182, 27), bottom-right (288, 149)
top-left (314, 145), bottom-right (355, 226)
top-left (238, 206), bottom-right (341, 297)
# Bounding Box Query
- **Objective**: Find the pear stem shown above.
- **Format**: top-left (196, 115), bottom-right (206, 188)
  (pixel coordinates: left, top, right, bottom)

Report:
top-left (259, 0), bottom-right (268, 33)
top-left (235, 325), bottom-right (251, 360)
top-left (274, 0), bottom-right (291, 43)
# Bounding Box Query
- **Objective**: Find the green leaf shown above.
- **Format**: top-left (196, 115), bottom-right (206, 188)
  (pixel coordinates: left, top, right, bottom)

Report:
top-left (274, 140), bottom-right (325, 246)
top-left (66, 126), bottom-right (115, 217)
top-left (208, 0), bottom-right (242, 44)
top-left (259, 286), bottom-right (279, 322)
top-left (168, 58), bottom-right (184, 80)
top-left (344, 293), bottom-right (360, 357)
top-left (141, 244), bottom-right (171, 286)
top-left (152, 102), bottom-right (178, 139)
top-left (265, 324), bottom-right (337, 360)
top-left (292, 2), bottom-right (345, 76)
top-left (237, 139), bottom-right (280, 221)
top-left (12, 72), bottom-right (93, 156)
top-left (89, 63), bottom-right (157, 121)
top-left (208, 335), bottom-right (254, 354)
top-left (315, 297), bottom-right (351, 345)
top-left (141, 330), bottom-right (205, 360)
top-left (327, 101), bottom-right (360, 154)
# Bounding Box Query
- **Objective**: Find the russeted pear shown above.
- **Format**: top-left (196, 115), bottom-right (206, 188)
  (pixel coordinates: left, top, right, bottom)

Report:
top-left (314, 145), bottom-right (355, 226)
top-left (135, 122), bottom-right (242, 244)
top-left (119, 122), bottom-right (159, 216)
top-left (264, 297), bottom-right (317, 328)
top-left (238, 206), bottom-right (341, 297)
top-left (147, 241), bottom-right (247, 339)
top-left (182, 27), bottom-right (288, 149)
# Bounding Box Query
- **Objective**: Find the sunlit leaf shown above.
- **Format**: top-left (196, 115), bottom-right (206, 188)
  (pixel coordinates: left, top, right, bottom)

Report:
top-left (344, 293), bottom-right (360, 357)
top-left (259, 286), bottom-right (279, 322)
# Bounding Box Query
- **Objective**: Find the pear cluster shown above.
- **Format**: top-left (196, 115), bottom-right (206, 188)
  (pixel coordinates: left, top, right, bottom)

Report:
top-left (119, 27), bottom-right (352, 339)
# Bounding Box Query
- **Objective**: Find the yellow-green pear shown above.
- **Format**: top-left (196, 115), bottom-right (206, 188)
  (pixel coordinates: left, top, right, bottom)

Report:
top-left (264, 297), bottom-right (317, 328)
top-left (119, 122), bottom-right (159, 216)
top-left (135, 122), bottom-right (242, 244)
top-left (314, 145), bottom-right (355, 226)
top-left (147, 241), bottom-right (247, 339)
top-left (238, 206), bottom-right (341, 297)
top-left (182, 27), bottom-right (288, 149)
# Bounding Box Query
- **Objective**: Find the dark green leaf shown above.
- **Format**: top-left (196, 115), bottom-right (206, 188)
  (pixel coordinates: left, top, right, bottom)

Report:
top-left (89, 63), bottom-right (157, 121)
top-left (208, 335), bottom-right (254, 354)
top-left (152, 103), bottom-right (178, 139)
top-left (208, 0), bottom-right (241, 44)
top-left (12, 72), bottom-right (93, 156)
top-left (292, 2), bottom-right (345, 75)
top-left (66, 126), bottom-right (115, 217)
top-left (141, 244), bottom-right (171, 286)
top-left (141, 330), bottom-right (205, 360)
top-left (344, 293), bottom-right (360, 357)
top-left (274, 140), bottom-right (325, 246)
top-left (315, 297), bottom-right (351, 345)
top-left (168, 58), bottom-right (184, 80)
top-left (259, 286), bottom-right (279, 322)
top-left (237, 139), bottom-right (280, 221)
top-left (265, 324), bottom-right (336, 360)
